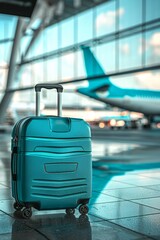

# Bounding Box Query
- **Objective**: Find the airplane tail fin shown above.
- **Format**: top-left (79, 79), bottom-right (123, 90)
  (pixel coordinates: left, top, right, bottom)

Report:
top-left (81, 46), bottom-right (111, 91)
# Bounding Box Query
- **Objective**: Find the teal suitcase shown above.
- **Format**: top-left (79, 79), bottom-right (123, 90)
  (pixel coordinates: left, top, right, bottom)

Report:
top-left (11, 84), bottom-right (92, 219)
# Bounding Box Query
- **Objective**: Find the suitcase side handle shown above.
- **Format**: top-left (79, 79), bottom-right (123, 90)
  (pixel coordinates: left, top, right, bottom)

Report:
top-left (35, 83), bottom-right (63, 117)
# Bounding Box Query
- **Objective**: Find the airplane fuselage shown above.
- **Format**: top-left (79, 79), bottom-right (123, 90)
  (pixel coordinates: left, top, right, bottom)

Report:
top-left (79, 46), bottom-right (160, 117)
top-left (101, 97), bottom-right (160, 115)
top-left (78, 87), bottom-right (160, 115)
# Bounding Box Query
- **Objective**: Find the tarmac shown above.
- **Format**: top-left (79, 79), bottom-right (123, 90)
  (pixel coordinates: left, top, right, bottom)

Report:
top-left (0, 128), bottom-right (160, 240)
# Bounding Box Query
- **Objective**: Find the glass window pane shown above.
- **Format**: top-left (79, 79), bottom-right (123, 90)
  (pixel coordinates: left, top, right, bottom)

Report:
top-left (77, 9), bottom-right (93, 43)
top-left (46, 57), bottom-right (58, 82)
top-left (13, 90), bottom-right (35, 120)
top-left (0, 42), bottom-right (12, 63)
top-left (95, 1), bottom-right (116, 37)
top-left (146, 0), bottom-right (160, 22)
top-left (19, 64), bottom-right (33, 87)
top-left (21, 35), bottom-right (32, 58)
top-left (77, 50), bottom-right (86, 78)
top-left (29, 31), bottom-right (44, 58)
top-left (112, 70), bottom-right (160, 90)
top-left (145, 29), bottom-right (160, 66)
top-left (119, 33), bottom-right (142, 70)
top-left (96, 42), bottom-right (116, 74)
top-left (119, 0), bottom-right (142, 30)
top-left (60, 18), bottom-right (74, 48)
top-left (0, 15), bottom-right (17, 40)
top-left (0, 64), bottom-right (8, 90)
top-left (31, 61), bottom-right (45, 84)
top-left (61, 52), bottom-right (75, 81)
top-left (45, 24), bottom-right (58, 53)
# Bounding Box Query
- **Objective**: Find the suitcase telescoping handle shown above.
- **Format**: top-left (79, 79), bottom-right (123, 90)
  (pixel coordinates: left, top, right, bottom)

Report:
top-left (35, 83), bottom-right (63, 117)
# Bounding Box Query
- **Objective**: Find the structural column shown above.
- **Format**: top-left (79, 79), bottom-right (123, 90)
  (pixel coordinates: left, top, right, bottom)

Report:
top-left (0, 18), bottom-right (25, 124)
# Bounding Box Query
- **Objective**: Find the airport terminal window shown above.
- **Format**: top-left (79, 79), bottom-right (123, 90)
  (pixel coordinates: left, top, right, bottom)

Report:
top-left (13, 90), bottom-right (34, 108)
top-left (60, 52), bottom-right (75, 81)
top-left (19, 64), bottom-right (33, 88)
top-left (95, 0), bottom-right (116, 37)
top-left (145, 28), bottom-right (160, 66)
top-left (119, 0), bottom-right (142, 30)
top-left (0, 64), bottom-right (7, 90)
top-left (77, 9), bottom-right (93, 43)
top-left (63, 91), bottom-right (80, 107)
top-left (31, 61), bottom-right (45, 84)
top-left (112, 70), bottom-right (160, 90)
top-left (111, 74), bottom-right (141, 89)
top-left (45, 24), bottom-right (58, 53)
top-left (146, 0), bottom-right (160, 22)
top-left (0, 14), bottom-right (17, 40)
top-left (46, 57), bottom-right (58, 82)
top-left (119, 33), bottom-right (142, 70)
top-left (29, 31), bottom-right (45, 58)
top-left (0, 42), bottom-right (12, 63)
top-left (21, 35), bottom-right (33, 59)
top-left (96, 41), bottom-right (116, 73)
top-left (60, 18), bottom-right (74, 48)
top-left (76, 49), bottom-right (88, 79)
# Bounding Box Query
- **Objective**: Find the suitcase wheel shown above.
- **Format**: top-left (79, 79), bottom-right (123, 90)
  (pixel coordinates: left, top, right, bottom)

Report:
top-left (79, 204), bottom-right (89, 215)
top-left (21, 207), bottom-right (32, 219)
top-left (65, 208), bottom-right (75, 215)
top-left (13, 202), bottom-right (23, 211)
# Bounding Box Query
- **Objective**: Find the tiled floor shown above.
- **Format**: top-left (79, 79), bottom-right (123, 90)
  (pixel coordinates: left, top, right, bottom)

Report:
top-left (0, 129), bottom-right (160, 240)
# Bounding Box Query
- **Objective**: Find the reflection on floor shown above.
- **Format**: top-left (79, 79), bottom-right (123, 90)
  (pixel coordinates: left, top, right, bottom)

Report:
top-left (0, 130), bottom-right (160, 240)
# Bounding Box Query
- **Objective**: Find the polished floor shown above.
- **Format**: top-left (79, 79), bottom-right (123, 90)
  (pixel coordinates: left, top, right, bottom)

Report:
top-left (0, 129), bottom-right (160, 240)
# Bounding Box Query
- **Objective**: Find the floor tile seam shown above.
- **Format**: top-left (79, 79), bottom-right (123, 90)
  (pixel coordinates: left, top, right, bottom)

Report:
top-left (90, 198), bottom-right (160, 206)
top-left (0, 209), bottom-right (14, 219)
top-left (96, 192), bottom-right (160, 201)
top-left (107, 212), bottom-right (160, 221)
top-left (110, 179), bottom-right (160, 188)
top-left (129, 199), bottom-right (160, 211)
top-left (92, 184), bottom-right (138, 190)
top-left (91, 194), bottom-right (129, 202)
top-left (109, 219), bottom-right (156, 240)
top-left (24, 224), bottom-right (51, 240)
top-left (93, 189), bottom-right (132, 194)
top-left (142, 186), bottom-right (160, 191)
top-left (103, 195), bottom-right (160, 203)
top-left (140, 186), bottom-right (160, 190)
top-left (91, 192), bottom-right (125, 200)
top-left (88, 213), bottom-right (109, 223)
top-left (134, 186), bottom-right (160, 193)
top-left (138, 171), bottom-right (160, 179)
top-left (89, 213), bottom-right (153, 239)
top-left (89, 201), bottom-right (123, 206)
top-left (136, 174), bottom-right (160, 180)
top-left (90, 207), bottom-right (160, 216)
top-left (12, 213), bottom-right (51, 240)
top-left (124, 174), bottom-right (160, 179)
top-left (109, 179), bottom-right (145, 187)
top-left (91, 192), bottom-right (145, 201)
top-left (93, 186), bottom-right (139, 194)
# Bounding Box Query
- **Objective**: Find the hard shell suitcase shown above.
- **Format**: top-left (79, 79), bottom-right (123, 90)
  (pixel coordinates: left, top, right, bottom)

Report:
top-left (11, 83), bottom-right (92, 219)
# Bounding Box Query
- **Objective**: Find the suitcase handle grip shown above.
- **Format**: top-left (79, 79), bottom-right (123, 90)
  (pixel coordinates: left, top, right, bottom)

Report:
top-left (35, 84), bottom-right (63, 117)
top-left (35, 83), bottom-right (63, 93)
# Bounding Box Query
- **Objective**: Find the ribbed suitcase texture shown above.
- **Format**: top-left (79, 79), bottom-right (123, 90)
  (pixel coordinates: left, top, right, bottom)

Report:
top-left (11, 116), bottom-right (92, 217)
top-left (11, 83), bottom-right (92, 218)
